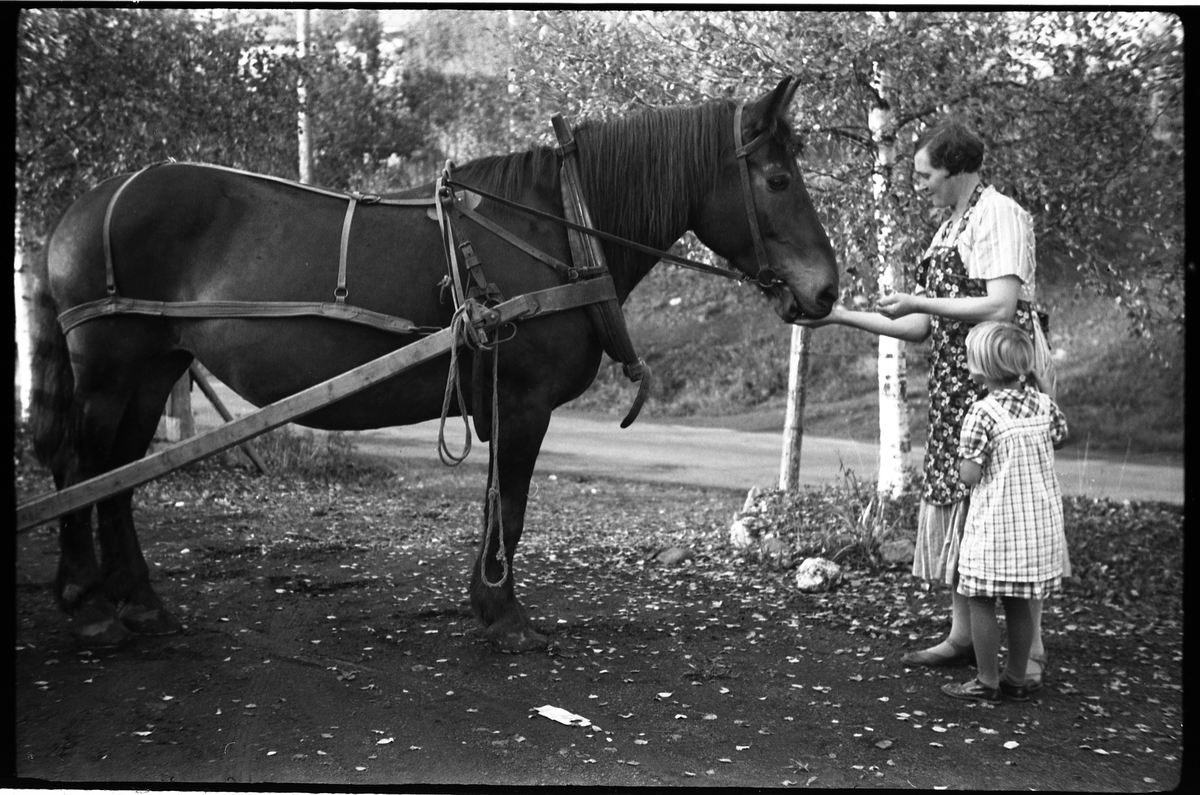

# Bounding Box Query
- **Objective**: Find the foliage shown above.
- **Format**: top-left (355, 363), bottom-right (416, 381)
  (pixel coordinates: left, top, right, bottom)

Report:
top-left (227, 426), bottom-right (374, 480)
top-left (511, 10), bottom-right (1184, 339)
top-left (14, 8), bottom-right (525, 239)
top-left (16, 8), bottom-right (299, 241)
top-left (733, 469), bottom-right (923, 570)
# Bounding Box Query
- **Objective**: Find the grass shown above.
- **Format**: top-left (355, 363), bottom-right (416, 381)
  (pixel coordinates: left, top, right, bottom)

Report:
top-left (570, 268), bottom-right (1183, 456)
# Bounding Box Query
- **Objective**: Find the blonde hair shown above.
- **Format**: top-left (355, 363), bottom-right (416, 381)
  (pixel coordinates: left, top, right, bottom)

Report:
top-left (965, 321), bottom-right (1036, 388)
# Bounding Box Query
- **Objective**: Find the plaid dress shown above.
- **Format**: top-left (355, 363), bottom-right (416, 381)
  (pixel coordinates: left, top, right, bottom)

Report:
top-left (957, 388), bottom-right (1068, 599)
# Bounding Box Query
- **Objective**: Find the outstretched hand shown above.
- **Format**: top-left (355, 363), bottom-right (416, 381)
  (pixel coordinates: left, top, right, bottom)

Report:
top-left (876, 292), bottom-right (919, 319)
top-left (794, 303), bottom-right (848, 328)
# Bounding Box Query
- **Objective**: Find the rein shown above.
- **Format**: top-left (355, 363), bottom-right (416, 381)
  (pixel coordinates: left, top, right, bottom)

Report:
top-left (441, 105), bottom-right (781, 291)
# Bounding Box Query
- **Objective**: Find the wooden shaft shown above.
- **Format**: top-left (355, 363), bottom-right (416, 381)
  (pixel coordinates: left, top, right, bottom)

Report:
top-left (189, 364), bottom-right (270, 475)
top-left (17, 329), bottom-right (456, 532)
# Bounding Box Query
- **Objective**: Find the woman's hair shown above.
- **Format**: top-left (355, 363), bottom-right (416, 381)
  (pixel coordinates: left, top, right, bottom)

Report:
top-left (966, 321), bottom-right (1037, 389)
top-left (915, 120), bottom-right (985, 176)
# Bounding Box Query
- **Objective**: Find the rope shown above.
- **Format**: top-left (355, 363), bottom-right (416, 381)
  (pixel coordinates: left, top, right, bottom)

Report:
top-left (434, 303), bottom-right (511, 588)
top-left (436, 304), bottom-right (474, 466)
top-left (480, 339), bottom-right (508, 588)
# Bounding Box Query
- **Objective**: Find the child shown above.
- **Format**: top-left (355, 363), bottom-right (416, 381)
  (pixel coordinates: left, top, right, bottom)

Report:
top-left (941, 321), bottom-right (1068, 703)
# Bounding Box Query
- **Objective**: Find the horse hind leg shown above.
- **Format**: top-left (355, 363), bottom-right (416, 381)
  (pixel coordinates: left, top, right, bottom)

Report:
top-left (49, 392), bottom-right (140, 648)
top-left (94, 350), bottom-right (195, 637)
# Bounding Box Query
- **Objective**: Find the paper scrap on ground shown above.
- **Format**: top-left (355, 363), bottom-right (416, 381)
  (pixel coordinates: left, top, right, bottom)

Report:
top-left (535, 705), bottom-right (592, 728)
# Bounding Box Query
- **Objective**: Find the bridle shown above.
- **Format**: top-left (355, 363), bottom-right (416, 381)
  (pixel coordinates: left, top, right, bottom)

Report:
top-left (441, 103), bottom-right (783, 290)
top-left (732, 102), bottom-right (778, 289)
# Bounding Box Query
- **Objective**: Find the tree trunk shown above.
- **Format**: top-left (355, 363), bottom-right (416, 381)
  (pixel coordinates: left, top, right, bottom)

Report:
top-left (296, 9), bottom-right (315, 184)
top-left (14, 243), bottom-right (32, 424)
top-left (869, 65), bottom-right (912, 498)
top-left (779, 324), bottom-right (812, 491)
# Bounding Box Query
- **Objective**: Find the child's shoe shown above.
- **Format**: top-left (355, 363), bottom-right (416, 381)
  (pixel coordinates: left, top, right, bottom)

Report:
top-left (941, 677), bottom-right (1003, 703)
top-left (999, 675), bottom-right (1032, 702)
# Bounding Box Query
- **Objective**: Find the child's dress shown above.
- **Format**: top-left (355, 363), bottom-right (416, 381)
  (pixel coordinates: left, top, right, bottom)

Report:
top-left (957, 388), bottom-right (1068, 599)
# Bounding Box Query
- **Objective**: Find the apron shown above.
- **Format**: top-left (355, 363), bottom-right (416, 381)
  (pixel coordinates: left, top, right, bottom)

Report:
top-left (915, 184), bottom-right (1043, 507)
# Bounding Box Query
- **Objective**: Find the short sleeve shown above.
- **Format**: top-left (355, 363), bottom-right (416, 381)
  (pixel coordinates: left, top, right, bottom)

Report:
top-left (958, 188), bottom-right (1036, 290)
top-left (958, 401), bottom-right (992, 465)
top-left (1048, 399), bottom-right (1069, 446)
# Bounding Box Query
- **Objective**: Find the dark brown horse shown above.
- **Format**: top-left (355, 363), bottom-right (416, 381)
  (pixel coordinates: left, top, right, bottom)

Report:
top-left (30, 77), bottom-right (837, 652)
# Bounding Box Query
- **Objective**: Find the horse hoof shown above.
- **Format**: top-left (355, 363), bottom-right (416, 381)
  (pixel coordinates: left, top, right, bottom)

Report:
top-left (71, 616), bottom-right (136, 648)
top-left (485, 624), bottom-right (549, 654)
top-left (119, 605), bottom-right (183, 636)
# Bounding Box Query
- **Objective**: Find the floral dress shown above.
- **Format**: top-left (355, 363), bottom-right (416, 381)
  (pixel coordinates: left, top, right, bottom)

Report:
top-left (916, 184), bottom-right (1045, 508)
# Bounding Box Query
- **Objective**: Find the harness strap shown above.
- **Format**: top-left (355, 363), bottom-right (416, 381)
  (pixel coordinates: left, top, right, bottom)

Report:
top-left (443, 177), bottom-right (773, 285)
top-left (552, 113), bottom-right (652, 429)
top-left (336, 196), bottom-right (358, 303)
top-left (102, 161), bottom-right (174, 296)
top-left (57, 296), bottom-right (439, 336)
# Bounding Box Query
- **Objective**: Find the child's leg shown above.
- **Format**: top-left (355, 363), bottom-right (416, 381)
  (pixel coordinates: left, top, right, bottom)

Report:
top-left (1029, 598), bottom-right (1046, 675)
top-left (1001, 596), bottom-right (1034, 685)
top-left (967, 595), bottom-right (1001, 688)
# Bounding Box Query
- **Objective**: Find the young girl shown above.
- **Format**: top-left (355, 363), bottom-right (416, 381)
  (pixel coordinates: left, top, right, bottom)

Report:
top-left (942, 321), bottom-right (1068, 703)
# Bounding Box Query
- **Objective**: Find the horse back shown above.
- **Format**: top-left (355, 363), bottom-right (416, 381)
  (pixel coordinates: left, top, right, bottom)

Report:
top-left (48, 164), bottom-right (454, 327)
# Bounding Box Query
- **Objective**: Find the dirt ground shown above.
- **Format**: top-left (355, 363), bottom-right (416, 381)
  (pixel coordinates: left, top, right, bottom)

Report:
top-left (12, 453), bottom-right (1183, 790)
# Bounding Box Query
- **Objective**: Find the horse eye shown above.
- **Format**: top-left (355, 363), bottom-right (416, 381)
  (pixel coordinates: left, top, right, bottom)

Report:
top-left (766, 174), bottom-right (792, 192)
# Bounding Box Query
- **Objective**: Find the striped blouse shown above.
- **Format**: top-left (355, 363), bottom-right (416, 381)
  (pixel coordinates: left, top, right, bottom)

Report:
top-left (921, 185), bottom-right (1037, 303)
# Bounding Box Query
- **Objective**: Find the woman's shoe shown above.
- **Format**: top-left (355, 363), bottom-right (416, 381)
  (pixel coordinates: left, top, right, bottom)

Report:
top-left (942, 678), bottom-right (1003, 703)
top-left (902, 642), bottom-right (975, 668)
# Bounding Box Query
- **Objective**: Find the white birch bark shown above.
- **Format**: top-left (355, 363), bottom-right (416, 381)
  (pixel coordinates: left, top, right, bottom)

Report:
top-left (869, 64), bottom-right (912, 497)
top-left (296, 9), bottom-right (315, 184)
top-left (14, 235), bottom-right (32, 423)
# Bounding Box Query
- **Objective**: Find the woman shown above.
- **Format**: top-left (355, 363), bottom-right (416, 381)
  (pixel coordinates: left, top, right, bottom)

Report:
top-left (800, 120), bottom-right (1052, 687)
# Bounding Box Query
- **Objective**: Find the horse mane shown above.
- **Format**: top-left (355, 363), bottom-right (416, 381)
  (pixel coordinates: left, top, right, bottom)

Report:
top-left (455, 98), bottom-right (798, 274)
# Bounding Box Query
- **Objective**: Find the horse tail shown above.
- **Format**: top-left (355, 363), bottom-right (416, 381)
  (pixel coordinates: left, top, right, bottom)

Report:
top-left (27, 242), bottom-right (75, 468)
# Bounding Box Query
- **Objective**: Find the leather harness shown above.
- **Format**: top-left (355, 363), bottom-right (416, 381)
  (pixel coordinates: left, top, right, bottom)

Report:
top-left (58, 106), bottom-right (779, 429)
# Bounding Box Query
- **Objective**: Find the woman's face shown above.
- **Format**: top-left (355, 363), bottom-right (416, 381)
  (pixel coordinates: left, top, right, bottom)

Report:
top-left (913, 147), bottom-right (954, 209)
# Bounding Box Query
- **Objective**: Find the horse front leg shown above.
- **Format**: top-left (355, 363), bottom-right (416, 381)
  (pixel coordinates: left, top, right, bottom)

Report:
top-left (468, 396), bottom-right (551, 653)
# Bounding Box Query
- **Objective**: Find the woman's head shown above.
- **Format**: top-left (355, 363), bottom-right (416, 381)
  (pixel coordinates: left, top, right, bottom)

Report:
top-left (965, 321), bottom-right (1035, 389)
top-left (914, 121), bottom-right (985, 176)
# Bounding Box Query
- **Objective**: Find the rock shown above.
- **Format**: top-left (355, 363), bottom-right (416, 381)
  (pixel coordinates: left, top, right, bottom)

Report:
top-left (759, 536), bottom-right (792, 569)
top-left (741, 487), bottom-right (763, 514)
top-left (729, 518), bottom-right (757, 548)
top-left (879, 538), bottom-right (915, 565)
top-left (653, 546), bottom-right (695, 566)
top-left (794, 557), bottom-right (842, 593)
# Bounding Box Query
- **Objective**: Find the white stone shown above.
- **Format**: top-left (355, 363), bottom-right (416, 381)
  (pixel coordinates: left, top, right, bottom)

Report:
top-left (729, 518), bottom-right (755, 548)
top-left (794, 557), bottom-right (842, 593)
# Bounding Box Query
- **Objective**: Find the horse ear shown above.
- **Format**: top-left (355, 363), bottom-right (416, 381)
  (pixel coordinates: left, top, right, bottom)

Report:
top-left (746, 76), bottom-right (800, 132)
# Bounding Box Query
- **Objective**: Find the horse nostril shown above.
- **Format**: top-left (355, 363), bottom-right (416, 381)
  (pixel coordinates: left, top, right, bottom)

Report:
top-left (817, 284), bottom-right (838, 309)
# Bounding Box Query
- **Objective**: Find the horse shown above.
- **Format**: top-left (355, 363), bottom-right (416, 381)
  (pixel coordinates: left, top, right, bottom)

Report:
top-left (29, 76), bottom-right (838, 653)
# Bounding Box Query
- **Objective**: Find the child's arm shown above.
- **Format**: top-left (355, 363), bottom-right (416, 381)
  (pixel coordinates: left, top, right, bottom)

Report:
top-left (958, 402), bottom-right (991, 487)
top-left (959, 459), bottom-right (984, 487)
top-left (1048, 400), bottom-right (1069, 449)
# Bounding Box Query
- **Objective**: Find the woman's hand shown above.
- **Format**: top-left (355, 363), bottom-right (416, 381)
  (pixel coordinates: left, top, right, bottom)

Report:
top-left (876, 292), bottom-right (920, 319)
top-left (794, 302), bottom-right (848, 328)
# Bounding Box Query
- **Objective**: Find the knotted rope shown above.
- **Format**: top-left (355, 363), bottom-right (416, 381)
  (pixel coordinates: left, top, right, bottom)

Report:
top-left (436, 304), bottom-right (511, 588)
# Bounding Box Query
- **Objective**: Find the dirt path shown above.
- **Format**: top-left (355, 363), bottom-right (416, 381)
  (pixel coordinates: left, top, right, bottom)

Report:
top-left (13, 452), bottom-right (1182, 789)
top-left (196, 380), bottom-right (1184, 503)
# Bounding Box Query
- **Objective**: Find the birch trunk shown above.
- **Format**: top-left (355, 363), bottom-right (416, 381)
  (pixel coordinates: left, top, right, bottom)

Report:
top-left (778, 324), bottom-right (812, 491)
top-left (869, 66), bottom-right (912, 498)
top-left (296, 9), bottom-right (315, 184)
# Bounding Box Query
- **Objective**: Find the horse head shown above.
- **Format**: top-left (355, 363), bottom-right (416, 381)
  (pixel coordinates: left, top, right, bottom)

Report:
top-left (691, 77), bottom-right (839, 321)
